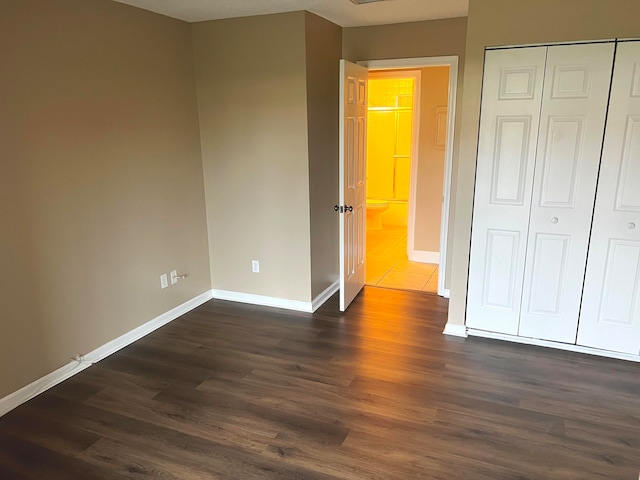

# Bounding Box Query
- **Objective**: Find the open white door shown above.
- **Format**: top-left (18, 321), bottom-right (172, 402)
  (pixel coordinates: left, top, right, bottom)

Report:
top-left (339, 60), bottom-right (368, 311)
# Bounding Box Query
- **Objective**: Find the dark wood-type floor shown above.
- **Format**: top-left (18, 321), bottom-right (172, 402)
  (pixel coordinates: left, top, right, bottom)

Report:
top-left (1, 287), bottom-right (639, 479)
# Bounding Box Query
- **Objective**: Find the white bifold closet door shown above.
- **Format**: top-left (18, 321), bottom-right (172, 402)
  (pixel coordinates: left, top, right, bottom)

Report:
top-left (467, 43), bottom-right (614, 341)
top-left (518, 43), bottom-right (614, 343)
top-left (577, 41), bottom-right (640, 355)
top-left (466, 47), bottom-right (547, 335)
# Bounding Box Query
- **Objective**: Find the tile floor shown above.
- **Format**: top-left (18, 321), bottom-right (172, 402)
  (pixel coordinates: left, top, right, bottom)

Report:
top-left (366, 225), bottom-right (439, 293)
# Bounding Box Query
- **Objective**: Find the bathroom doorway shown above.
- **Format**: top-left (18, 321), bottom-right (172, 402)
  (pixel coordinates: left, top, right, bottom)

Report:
top-left (363, 63), bottom-right (453, 295)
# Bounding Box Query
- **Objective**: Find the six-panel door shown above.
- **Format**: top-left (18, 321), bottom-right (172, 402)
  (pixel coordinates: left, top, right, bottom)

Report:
top-left (469, 41), bottom-right (640, 356)
top-left (339, 60), bottom-right (368, 312)
top-left (577, 41), bottom-right (640, 355)
top-left (467, 47), bottom-right (547, 335)
top-left (518, 43), bottom-right (614, 343)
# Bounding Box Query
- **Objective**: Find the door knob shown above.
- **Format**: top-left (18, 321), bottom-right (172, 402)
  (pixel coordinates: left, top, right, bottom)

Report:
top-left (334, 205), bottom-right (353, 213)
top-left (551, 217), bottom-right (559, 224)
top-left (628, 222), bottom-right (636, 230)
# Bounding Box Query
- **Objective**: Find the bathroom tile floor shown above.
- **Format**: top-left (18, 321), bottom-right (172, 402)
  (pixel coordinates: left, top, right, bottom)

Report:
top-left (366, 226), bottom-right (439, 294)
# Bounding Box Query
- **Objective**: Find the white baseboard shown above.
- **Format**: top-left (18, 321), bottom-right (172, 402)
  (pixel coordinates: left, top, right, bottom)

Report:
top-left (311, 280), bottom-right (340, 312)
top-left (0, 358), bottom-right (92, 419)
top-left (0, 290), bottom-right (213, 418)
top-left (467, 329), bottom-right (640, 363)
top-left (443, 322), bottom-right (468, 338)
top-left (83, 290), bottom-right (213, 363)
top-left (213, 281), bottom-right (339, 313)
top-left (409, 250), bottom-right (440, 264)
top-left (441, 288), bottom-right (451, 298)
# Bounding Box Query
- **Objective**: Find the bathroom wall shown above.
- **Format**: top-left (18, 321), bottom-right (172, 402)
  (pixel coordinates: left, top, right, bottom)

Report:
top-left (415, 66), bottom-right (450, 253)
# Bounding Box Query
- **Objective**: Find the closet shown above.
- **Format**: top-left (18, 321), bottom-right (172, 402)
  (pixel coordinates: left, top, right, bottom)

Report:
top-left (467, 40), bottom-right (640, 357)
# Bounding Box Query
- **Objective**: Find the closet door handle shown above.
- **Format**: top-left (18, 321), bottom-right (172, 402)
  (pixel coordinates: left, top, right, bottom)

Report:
top-left (628, 222), bottom-right (636, 230)
top-left (551, 217), bottom-right (559, 224)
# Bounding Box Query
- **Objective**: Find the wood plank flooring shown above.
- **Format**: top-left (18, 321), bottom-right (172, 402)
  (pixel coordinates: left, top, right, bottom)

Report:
top-left (0, 287), bottom-right (639, 479)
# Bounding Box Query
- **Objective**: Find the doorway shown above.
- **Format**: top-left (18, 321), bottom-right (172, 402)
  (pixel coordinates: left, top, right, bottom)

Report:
top-left (361, 59), bottom-right (456, 297)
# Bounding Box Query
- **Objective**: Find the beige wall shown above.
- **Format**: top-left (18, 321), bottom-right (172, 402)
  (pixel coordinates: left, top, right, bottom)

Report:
top-left (305, 13), bottom-right (342, 298)
top-left (192, 13), bottom-right (314, 302)
top-left (0, 0), bottom-right (210, 398)
top-left (342, 17), bottom-right (468, 64)
top-left (343, 17), bottom-right (467, 287)
top-left (415, 66), bottom-right (449, 253)
top-left (449, 0), bottom-right (640, 326)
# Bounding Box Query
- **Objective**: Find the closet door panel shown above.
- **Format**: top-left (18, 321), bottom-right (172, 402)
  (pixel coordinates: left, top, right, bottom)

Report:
top-left (519, 43), bottom-right (615, 343)
top-left (578, 41), bottom-right (640, 355)
top-left (467, 47), bottom-right (547, 334)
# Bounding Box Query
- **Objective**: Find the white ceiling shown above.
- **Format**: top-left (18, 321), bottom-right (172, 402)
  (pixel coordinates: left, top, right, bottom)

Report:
top-left (112, 0), bottom-right (469, 27)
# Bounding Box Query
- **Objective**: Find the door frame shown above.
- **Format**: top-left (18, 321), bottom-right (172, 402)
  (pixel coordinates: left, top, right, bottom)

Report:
top-left (359, 56), bottom-right (458, 298)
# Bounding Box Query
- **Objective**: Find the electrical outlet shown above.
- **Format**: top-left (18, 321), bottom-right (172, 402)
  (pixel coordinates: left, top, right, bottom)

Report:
top-left (160, 273), bottom-right (169, 289)
top-left (252, 260), bottom-right (260, 273)
top-left (170, 270), bottom-right (178, 285)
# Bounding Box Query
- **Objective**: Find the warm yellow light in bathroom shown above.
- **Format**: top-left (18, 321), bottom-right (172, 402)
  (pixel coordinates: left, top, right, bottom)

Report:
top-left (368, 78), bottom-right (414, 108)
top-left (366, 76), bottom-right (414, 220)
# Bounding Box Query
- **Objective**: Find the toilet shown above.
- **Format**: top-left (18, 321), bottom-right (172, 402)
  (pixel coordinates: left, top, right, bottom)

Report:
top-left (366, 199), bottom-right (390, 230)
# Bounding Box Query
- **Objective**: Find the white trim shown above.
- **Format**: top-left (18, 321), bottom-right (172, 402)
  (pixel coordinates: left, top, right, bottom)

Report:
top-left (438, 58), bottom-right (457, 299)
top-left (488, 39), bottom-right (616, 50)
top-left (408, 71), bottom-right (421, 268)
top-left (442, 288), bottom-right (450, 299)
top-left (213, 289), bottom-right (312, 312)
top-left (443, 322), bottom-right (468, 338)
top-left (360, 56), bottom-right (458, 299)
top-left (467, 329), bottom-right (640, 363)
top-left (214, 281), bottom-right (339, 313)
top-left (84, 290), bottom-right (213, 362)
top-left (359, 57), bottom-right (457, 70)
top-left (0, 290), bottom-right (214, 417)
top-left (311, 280), bottom-right (340, 312)
top-left (0, 360), bottom-right (90, 418)
top-left (409, 250), bottom-right (440, 264)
